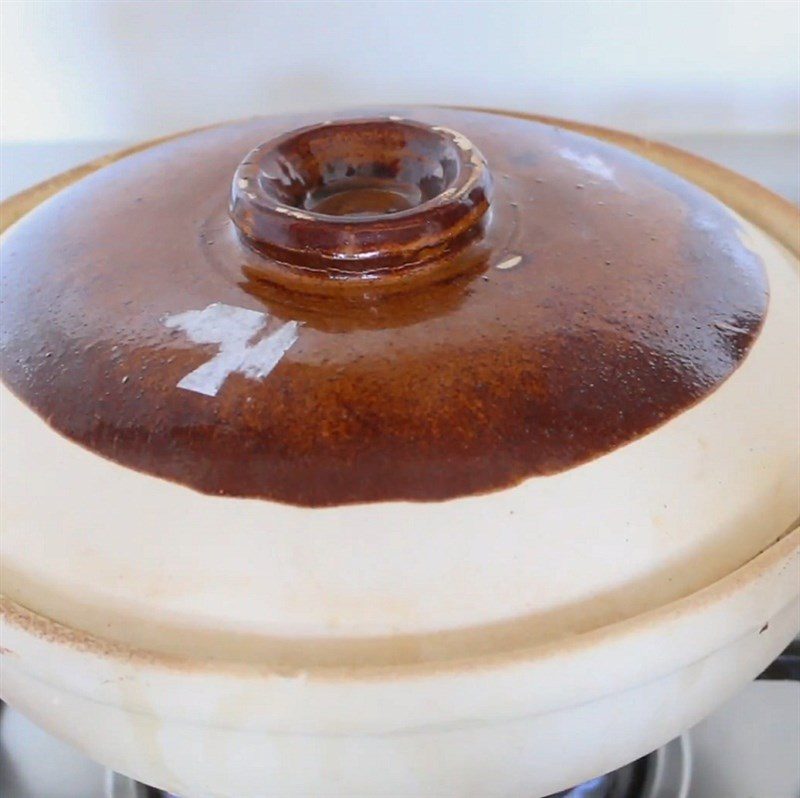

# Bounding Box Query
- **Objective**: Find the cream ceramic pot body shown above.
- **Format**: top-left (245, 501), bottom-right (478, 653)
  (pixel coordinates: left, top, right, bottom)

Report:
top-left (1, 112), bottom-right (799, 798)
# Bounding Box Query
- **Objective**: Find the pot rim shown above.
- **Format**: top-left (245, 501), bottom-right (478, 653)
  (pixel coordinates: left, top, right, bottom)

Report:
top-left (1, 525), bottom-right (796, 733)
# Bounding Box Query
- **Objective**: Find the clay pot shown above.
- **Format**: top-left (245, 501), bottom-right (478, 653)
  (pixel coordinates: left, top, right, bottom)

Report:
top-left (1, 107), bottom-right (797, 798)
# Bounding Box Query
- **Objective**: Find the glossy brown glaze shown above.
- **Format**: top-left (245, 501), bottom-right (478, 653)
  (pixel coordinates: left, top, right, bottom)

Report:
top-left (230, 118), bottom-right (492, 289)
top-left (0, 107), bottom-right (768, 506)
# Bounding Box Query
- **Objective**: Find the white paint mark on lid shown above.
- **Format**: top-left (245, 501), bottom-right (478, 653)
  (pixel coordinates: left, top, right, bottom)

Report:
top-left (495, 255), bottom-right (522, 270)
top-left (164, 303), bottom-right (300, 397)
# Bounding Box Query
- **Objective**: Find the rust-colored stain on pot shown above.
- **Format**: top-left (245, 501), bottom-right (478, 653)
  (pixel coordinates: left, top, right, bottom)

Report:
top-left (0, 107), bottom-right (768, 506)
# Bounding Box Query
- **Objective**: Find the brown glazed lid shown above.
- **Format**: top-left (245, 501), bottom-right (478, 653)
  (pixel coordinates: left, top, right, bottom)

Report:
top-left (0, 107), bottom-right (767, 507)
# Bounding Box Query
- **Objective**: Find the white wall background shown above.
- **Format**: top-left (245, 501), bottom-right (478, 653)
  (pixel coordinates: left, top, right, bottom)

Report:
top-left (1, 0), bottom-right (798, 144)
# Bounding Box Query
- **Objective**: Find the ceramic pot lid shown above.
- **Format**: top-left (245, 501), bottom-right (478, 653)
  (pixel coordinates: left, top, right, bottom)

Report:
top-left (0, 107), bottom-right (773, 507)
top-left (1, 107), bottom-right (798, 668)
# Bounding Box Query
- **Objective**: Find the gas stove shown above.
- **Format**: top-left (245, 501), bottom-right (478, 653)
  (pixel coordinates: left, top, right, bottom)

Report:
top-left (1, 645), bottom-right (797, 798)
